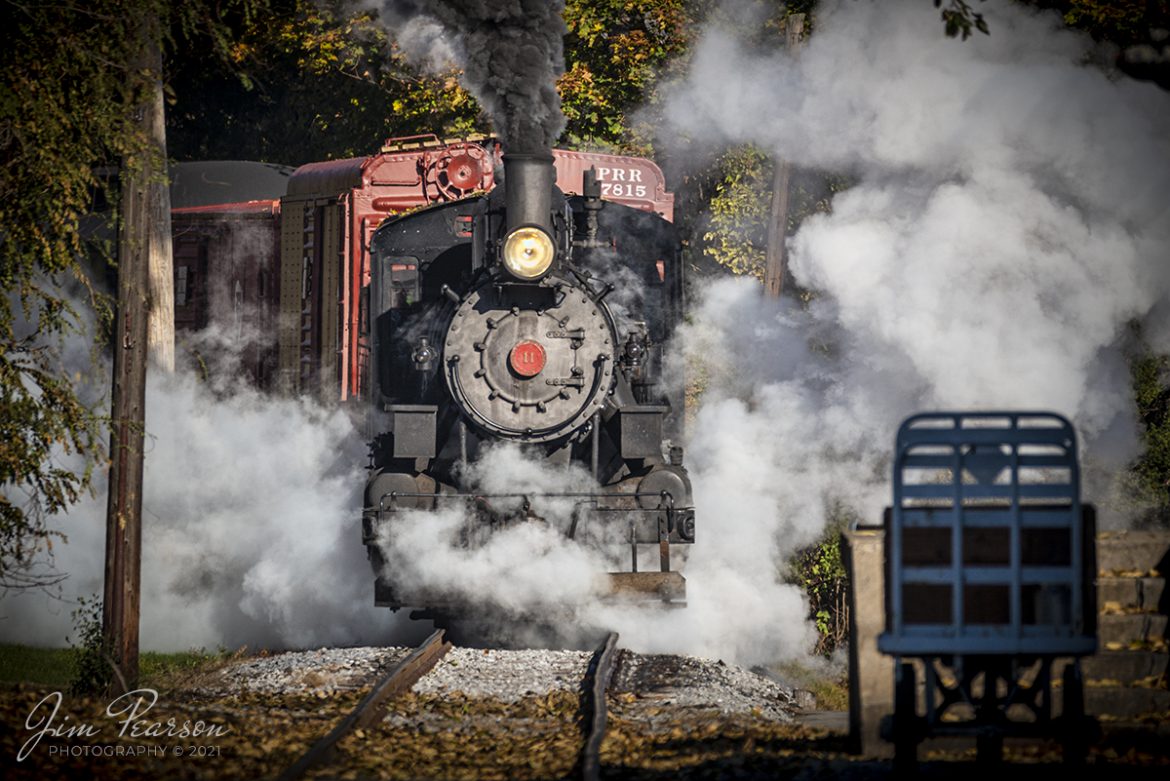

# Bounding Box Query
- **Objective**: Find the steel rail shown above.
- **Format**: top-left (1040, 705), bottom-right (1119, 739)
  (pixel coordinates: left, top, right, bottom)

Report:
top-left (276, 629), bottom-right (452, 781)
top-left (579, 631), bottom-right (620, 781)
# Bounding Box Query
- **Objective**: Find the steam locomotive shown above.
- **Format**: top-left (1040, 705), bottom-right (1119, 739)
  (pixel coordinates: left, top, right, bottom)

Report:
top-left (358, 149), bottom-right (695, 610)
top-left (168, 136), bottom-right (695, 612)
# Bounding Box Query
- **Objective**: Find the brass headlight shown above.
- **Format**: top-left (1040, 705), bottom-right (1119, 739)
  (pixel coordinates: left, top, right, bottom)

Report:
top-left (501, 226), bottom-right (555, 280)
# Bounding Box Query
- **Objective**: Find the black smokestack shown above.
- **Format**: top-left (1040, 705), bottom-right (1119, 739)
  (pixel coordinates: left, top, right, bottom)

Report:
top-left (382, 0), bottom-right (567, 154)
top-left (503, 152), bottom-right (555, 232)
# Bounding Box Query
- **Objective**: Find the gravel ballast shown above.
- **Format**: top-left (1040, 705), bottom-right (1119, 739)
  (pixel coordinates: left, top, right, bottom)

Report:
top-left (196, 643), bottom-right (798, 726)
top-left (194, 646), bottom-right (411, 696)
top-left (412, 647), bottom-right (592, 702)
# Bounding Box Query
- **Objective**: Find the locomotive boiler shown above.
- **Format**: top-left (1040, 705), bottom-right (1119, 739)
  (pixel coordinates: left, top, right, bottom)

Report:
top-left (360, 150), bottom-right (695, 611)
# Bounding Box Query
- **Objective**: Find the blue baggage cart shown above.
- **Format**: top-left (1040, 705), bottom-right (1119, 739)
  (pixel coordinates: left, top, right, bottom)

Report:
top-left (878, 412), bottom-right (1098, 766)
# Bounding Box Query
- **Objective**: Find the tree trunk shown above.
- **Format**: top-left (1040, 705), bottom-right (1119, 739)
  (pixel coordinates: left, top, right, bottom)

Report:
top-left (764, 160), bottom-right (791, 298)
top-left (763, 14), bottom-right (805, 298)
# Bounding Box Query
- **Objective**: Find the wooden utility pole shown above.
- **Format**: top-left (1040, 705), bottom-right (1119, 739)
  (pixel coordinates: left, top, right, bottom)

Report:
top-left (104, 11), bottom-right (166, 693)
top-left (763, 13), bottom-right (805, 298)
top-left (147, 138), bottom-right (175, 372)
top-left (145, 24), bottom-right (174, 372)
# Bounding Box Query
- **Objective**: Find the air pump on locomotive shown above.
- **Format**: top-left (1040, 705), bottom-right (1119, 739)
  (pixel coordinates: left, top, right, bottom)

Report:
top-left (360, 150), bottom-right (695, 610)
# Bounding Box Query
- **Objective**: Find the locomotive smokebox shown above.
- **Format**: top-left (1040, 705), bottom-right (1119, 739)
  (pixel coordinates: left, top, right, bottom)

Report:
top-left (503, 152), bottom-right (555, 233)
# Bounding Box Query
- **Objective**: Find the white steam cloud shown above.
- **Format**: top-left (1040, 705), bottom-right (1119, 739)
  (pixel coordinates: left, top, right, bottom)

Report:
top-left (531, 0), bottom-right (1169, 663)
top-left (659, 0), bottom-right (1169, 503)
top-left (383, 443), bottom-right (605, 616)
top-left (0, 363), bottom-right (400, 652)
top-left (394, 15), bottom-right (461, 74)
top-left (377, 439), bottom-right (818, 664)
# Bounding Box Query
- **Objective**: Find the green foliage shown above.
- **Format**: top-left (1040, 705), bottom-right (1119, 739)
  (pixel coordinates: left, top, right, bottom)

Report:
top-left (787, 512), bottom-right (851, 657)
top-left (1, 0), bottom-right (268, 588)
top-left (167, 0), bottom-right (698, 161)
top-left (1057, 0), bottom-right (1170, 86)
top-left (69, 595), bottom-right (112, 695)
top-left (937, 0), bottom-right (1170, 76)
top-left (1, 1), bottom-right (137, 588)
top-left (561, 0), bottom-right (693, 153)
top-left (699, 145), bottom-right (848, 282)
top-left (1060, 0), bottom-right (1161, 43)
top-left (935, 0), bottom-right (990, 40)
top-left (167, 0), bottom-right (485, 164)
top-left (1131, 350), bottom-right (1170, 525)
top-left (0, 329), bottom-right (104, 588)
top-left (701, 147), bottom-right (772, 278)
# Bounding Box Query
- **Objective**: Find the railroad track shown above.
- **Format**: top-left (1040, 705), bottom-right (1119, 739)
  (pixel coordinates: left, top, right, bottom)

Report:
top-left (275, 629), bottom-right (452, 781)
top-left (275, 630), bottom-right (623, 781)
top-left (579, 632), bottom-right (621, 781)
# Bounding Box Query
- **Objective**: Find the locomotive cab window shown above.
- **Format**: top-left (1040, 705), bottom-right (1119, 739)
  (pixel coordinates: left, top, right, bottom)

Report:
top-left (387, 259), bottom-right (419, 309)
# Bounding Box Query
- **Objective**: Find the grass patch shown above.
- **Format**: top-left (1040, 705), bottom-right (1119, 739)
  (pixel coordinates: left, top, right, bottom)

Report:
top-left (0, 643), bottom-right (234, 690)
top-left (0, 644), bottom-right (74, 688)
top-left (140, 649), bottom-right (232, 689)
top-left (769, 659), bottom-right (850, 711)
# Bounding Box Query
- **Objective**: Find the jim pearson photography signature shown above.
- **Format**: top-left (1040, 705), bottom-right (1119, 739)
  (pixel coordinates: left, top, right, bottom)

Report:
top-left (17, 689), bottom-right (231, 761)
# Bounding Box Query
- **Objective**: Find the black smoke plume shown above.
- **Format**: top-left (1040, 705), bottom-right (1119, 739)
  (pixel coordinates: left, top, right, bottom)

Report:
top-left (381, 0), bottom-right (567, 153)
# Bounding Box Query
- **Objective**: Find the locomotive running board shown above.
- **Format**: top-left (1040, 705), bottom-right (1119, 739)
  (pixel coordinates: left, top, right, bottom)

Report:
top-left (377, 573), bottom-right (686, 609)
top-left (596, 572), bottom-right (686, 604)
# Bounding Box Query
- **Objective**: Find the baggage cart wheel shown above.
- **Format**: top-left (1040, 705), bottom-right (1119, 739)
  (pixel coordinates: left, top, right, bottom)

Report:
top-left (1061, 662), bottom-right (1088, 765)
top-left (975, 729), bottom-right (1003, 765)
top-left (893, 662), bottom-right (918, 773)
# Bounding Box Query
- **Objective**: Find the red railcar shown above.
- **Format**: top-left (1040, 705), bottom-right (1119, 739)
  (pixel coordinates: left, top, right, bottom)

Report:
top-left (170, 135), bottom-right (675, 402)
